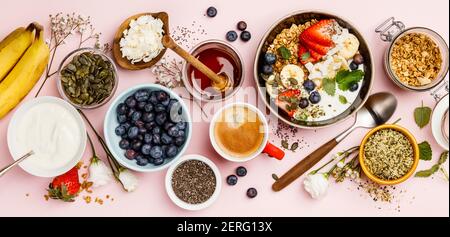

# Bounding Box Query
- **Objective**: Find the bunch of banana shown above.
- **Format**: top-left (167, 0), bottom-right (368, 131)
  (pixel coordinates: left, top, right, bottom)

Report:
top-left (0, 22), bottom-right (50, 119)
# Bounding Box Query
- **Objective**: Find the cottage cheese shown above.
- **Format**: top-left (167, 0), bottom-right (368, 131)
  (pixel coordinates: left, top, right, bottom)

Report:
top-left (119, 15), bottom-right (165, 64)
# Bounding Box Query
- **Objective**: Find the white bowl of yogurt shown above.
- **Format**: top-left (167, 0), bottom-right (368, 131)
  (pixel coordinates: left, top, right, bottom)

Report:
top-left (7, 97), bottom-right (87, 177)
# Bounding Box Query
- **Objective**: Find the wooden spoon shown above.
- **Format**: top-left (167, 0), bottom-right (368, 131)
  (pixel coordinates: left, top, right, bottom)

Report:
top-left (112, 12), bottom-right (169, 70)
top-left (162, 35), bottom-right (231, 92)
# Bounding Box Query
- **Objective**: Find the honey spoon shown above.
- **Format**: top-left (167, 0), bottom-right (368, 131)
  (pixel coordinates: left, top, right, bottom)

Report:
top-left (272, 92), bottom-right (397, 191)
top-left (0, 151), bottom-right (34, 178)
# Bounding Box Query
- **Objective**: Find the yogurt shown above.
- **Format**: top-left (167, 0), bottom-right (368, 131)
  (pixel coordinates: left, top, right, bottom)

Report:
top-left (8, 97), bottom-right (85, 176)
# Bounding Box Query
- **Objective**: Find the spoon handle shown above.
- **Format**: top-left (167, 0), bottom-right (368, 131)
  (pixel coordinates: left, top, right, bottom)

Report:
top-left (0, 151), bottom-right (34, 178)
top-left (272, 139), bottom-right (338, 192)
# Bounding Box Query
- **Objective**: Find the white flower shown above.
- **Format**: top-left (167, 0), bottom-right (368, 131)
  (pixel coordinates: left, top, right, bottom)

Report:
top-left (303, 173), bottom-right (330, 199)
top-left (118, 169), bottom-right (138, 192)
top-left (88, 158), bottom-right (113, 188)
top-left (336, 159), bottom-right (345, 168)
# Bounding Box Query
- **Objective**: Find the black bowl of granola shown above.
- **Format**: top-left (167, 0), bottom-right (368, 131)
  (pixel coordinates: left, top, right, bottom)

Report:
top-left (253, 10), bottom-right (374, 129)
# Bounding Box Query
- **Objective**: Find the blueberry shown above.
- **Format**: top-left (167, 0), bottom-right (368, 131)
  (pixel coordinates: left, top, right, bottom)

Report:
top-left (115, 125), bottom-right (126, 136)
top-left (167, 99), bottom-right (178, 111)
top-left (121, 134), bottom-right (128, 139)
top-left (130, 111), bottom-right (142, 122)
top-left (156, 91), bottom-right (169, 102)
top-left (349, 61), bottom-right (359, 71)
top-left (125, 149), bottom-right (136, 160)
top-left (127, 126), bottom-right (139, 139)
top-left (152, 134), bottom-right (161, 145)
top-left (147, 157), bottom-right (155, 164)
top-left (134, 120), bottom-right (145, 128)
top-left (149, 146), bottom-right (163, 159)
top-left (153, 157), bottom-right (164, 166)
top-left (149, 92), bottom-right (159, 105)
top-left (168, 125), bottom-right (180, 137)
top-left (125, 96), bottom-right (137, 108)
top-left (142, 112), bottom-right (155, 122)
top-left (176, 122), bottom-right (186, 130)
top-left (132, 140), bottom-right (143, 151)
top-left (152, 126), bottom-right (161, 135)
top-left (155, 112), bottom-right (167, 126)
top-left (226, 30), bottom-right (238, 42)
top-left (154, 104), bottom-right (166, 113)
top-left (349, 83), bottom-right (359, 92)
top-left (144, 103), bottom-right (153, 112)
top-left (119, 139), bottom-right (130, 149)
top-left (262, 65), bottom-right (273, 75)
top-left (116, 103), bottom-right (128, 115)
top-left (309, 91), bottom-right (321, 104)
top-left (145, 121), bottom-right (156, 130)
top-left (226, 175), bottom-right (238, 186)
top-left (136, 134), bottom-right (144, 141)
top-left (176, 130), bottom-right (185, 138)
top-left (144, 133), bottom-right (153, 144)
top-left (136, 156), bottom-right (149, 166)
top-left (134, 89), bottom-right (150, 102)
top-left (299, 98), bottom-right (309, 109)
top-left (164, 122), bottom-right (174, 131)
top-left (264, 53), bottom-right (277, 65)
top-left (237, 21), bottom-right (247, 31)
top-left (240, 31), bottom-right (251, 42)
top-left (141, 144), bottom-right (152, 155)
top-left (206, 6), bottom-right (217, 17)
top-left (246, 188), bottom-right (257, 198)
top-left (236, 166), bottom-right (247, 177)
top-left (138, 127), bottom-right (147, 135)
top-left (137, 101), bottom-right (146, 110)
top-left (161, 133), bottom-right (173, 145)
top-left (127, 108), bottom-right (136, 118)
top-left (117, 114), bottom-right (127, 124)
top-left (175, 136), bottom-right (186, 146)
top-left (166, 145), bottom-right (178, 158)
top-left (353, 54), bottom-right (364, 65)
top-left (303, 80), bottom-right (316, 92)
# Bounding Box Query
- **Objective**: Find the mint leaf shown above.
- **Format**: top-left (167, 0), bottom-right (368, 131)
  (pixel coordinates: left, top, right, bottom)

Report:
top-left (339, 95), bottom-right (348, 104)
top-left (438, 151), bottom-right (449, 165)
top-left (415, 164), bottom-right (440, 177)
top-left (418, 141), bottom-right (432, 161)
top-left (278, 46), bottom-right (291, 60)
top-left (335, 69), bottom-right (365, 91)
top-left (322, 78), bottom-right (336, 96)
top-left (301, 52), bottom-right (310, 61)
top-left (414, 101), bottom-right (432, 129)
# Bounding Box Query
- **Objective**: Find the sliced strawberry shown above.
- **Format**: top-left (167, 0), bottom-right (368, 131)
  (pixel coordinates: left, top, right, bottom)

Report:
top-left (276, 89), bottom-right (301, 117)
top-left (300, 34), bottom-right (331, 56)
top-left (298, 44), bottom-right (316, 64)
top-left (308, 48), bottom-right (323, 61)
top-left (278, 89), bottom-right (301, 99)
top-left (300, 19), bottom-right (336, 47)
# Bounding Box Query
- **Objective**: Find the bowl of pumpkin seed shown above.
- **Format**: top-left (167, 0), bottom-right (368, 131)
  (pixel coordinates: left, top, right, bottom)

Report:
top-left (57, 48), bottom-right (118, 109)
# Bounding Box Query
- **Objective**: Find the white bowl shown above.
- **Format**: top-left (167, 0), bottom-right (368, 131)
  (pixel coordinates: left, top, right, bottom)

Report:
top-left (103, 84), bottom-right (192, 172)
top-left (7, 97), bottom-right (87, 177)
top-left (165, 154), bottom-right (222, 211)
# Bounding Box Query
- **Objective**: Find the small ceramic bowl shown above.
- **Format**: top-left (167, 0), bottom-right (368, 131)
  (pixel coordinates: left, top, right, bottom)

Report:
top-left (359, 124), bottom-right (419, 185)
top-left (103, 84), bottom-right (192, 172)
top-left (165, 154), bottom-right (222, 211)
top-left (57, 47), bottom-right (119, 109)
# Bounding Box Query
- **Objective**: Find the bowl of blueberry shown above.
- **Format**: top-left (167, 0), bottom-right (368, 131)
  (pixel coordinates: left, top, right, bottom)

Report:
top-left (104, 84), bottom-right (192, 172)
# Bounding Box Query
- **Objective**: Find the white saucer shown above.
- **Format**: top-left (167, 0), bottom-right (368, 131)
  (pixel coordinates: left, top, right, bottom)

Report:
top-left (431, 94), bottom-right (449, 150)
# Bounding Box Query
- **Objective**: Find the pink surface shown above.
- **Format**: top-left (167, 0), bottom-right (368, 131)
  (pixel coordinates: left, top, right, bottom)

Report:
top-left (0, 0), bottom-right (448, 217)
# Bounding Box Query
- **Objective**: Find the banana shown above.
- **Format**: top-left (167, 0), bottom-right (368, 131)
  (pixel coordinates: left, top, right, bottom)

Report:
top-left (280, 64), bottom-right (305, 89)
top-left (0, 24), bottom-right (35, 82)
top-left (337, 33), bottom-right (360, 59)
top-left (0, 23), bottom-right (49, 119)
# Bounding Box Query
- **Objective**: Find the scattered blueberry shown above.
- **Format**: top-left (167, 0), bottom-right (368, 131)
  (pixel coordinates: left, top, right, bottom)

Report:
top-left (166, 145), bottom-right (178, 158)
top-left (127, 126), bottom-right (139, 139)
top-left (226, 175), bottom-right (238, 186)
top-left (303, 80), bottom-right (316, 92)
top-left (237, 21), bottom-right (247, 31)
top-left (349, 83), bottom-right (359, 92)
top-left (309, 91), bottom-right (321, 104)
top-left (119, 139), bottom-right (130, 149)
top-left (150, 146), bottom-right (163, 159)
top-left (116, 103), bottom-right (127, 115)
top-left (299, 98), bottom-right (309, 109)
top-left (264, 53), bottom-right (277, 65)
top-left (240, 31), bottom-right (251, 42)
top-left (141, 144), bottom-right (152, 155)
top-left (125, 149), bottom-right (136, 160)
top-left (125, 96), bottom-right (137, 108)
top-left (246, 188), bottom-right (257, 198)
top-left (115, 125), bottom-right (126, 136)
top-left (349, 61), bottom-right (359, 71)
top-left (226, 30), bottom-right (238, 42)
top-left (206, 6), bottom-right (217, 17)
top-left (262, 65), bottom-right (273, 75)
top-left (236, 166), bottom-right (247, 177)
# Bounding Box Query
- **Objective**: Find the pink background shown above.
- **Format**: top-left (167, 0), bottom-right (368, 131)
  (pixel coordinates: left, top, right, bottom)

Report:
top-left (0, 0), bottom-right (448, 217)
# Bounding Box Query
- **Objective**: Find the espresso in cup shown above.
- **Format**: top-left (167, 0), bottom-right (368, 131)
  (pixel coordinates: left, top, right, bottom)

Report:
top-left (214, 106), bottom-right (264, 158)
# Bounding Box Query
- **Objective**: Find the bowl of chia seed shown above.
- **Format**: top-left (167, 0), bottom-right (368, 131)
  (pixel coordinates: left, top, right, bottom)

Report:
top-left (165, 154), bottom-right (222, 211)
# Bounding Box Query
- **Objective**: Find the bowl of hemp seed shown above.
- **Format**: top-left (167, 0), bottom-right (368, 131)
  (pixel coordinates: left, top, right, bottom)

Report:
top-left (57, 48), bottom-right (118, 109)
top-left (359, 124), bottom-right (419, 185)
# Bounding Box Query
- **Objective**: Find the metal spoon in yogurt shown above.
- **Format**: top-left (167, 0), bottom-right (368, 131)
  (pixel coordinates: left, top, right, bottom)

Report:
top-left (0, 151), bottom-right (34, 178)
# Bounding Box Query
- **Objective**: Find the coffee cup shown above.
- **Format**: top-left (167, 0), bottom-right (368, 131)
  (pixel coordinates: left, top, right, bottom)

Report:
top-left (209, 103), bottom-right (284, 162)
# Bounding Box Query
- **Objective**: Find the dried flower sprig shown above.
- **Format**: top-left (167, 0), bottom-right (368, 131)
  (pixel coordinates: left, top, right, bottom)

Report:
top-left (35, 13), bottom-right (109, 97)
top-left (151, 57), bottom-right (183, 89)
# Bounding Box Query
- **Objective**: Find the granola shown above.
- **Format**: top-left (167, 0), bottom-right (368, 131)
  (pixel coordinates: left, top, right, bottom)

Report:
top-left (390, 32), bottom-right (442, 87)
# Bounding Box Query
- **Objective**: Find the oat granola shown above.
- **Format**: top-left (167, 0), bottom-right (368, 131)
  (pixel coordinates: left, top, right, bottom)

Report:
top-left (390, 32), bottom-right (442, 87)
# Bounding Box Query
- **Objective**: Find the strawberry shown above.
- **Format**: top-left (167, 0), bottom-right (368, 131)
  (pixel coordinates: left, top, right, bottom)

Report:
top-left (276, 89), bottom-right (301, 117)
top-left (299, 34), bottom-right (332, 56)
top-left (47, 167), bottom-right (80, 202)
top-left (300, 19), bottom-right (336, 48)
top-left (298, 44), bottom-right (316, 64)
